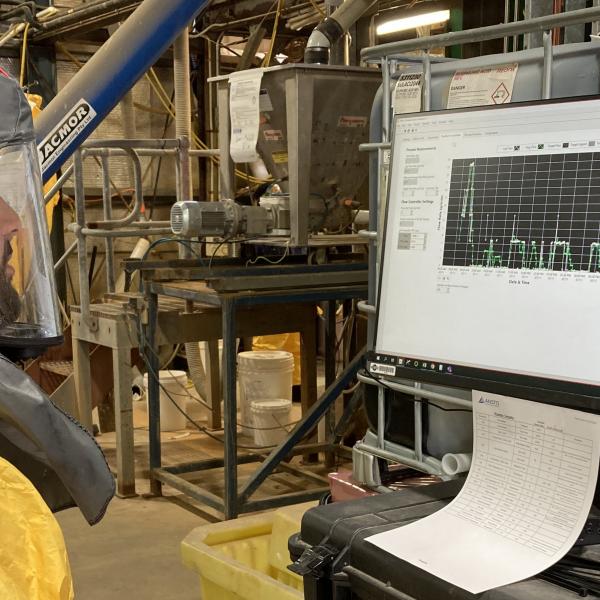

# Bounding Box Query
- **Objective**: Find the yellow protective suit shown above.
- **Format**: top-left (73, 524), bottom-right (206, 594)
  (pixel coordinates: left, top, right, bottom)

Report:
top-left (0, 457), bottom-right (73, 599)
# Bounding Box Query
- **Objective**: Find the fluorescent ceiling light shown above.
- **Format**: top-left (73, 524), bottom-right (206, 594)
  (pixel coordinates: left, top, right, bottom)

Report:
top-left (376, 9), bottom-right (450, 36)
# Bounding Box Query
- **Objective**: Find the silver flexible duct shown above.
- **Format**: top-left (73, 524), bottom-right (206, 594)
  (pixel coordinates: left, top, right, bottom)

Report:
top-left (305, 0), bottom-right (377, 63)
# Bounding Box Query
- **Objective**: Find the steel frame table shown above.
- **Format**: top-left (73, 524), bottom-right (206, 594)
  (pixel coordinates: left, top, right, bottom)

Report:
top-left (139, 262), bottom-right (367, 519)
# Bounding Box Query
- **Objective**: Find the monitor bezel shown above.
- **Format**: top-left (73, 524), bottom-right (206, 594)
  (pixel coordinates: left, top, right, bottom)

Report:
top-left (373, 95), bottom-right (600, 413)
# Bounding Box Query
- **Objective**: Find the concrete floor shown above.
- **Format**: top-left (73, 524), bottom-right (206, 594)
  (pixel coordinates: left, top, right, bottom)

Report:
top-left (56, 493), bottom-right (208, 600)
top-left (55, 377), bottom-right (330, 599)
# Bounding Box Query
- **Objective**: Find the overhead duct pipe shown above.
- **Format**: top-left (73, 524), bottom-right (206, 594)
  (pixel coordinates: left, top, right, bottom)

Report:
top-left (304, 0), bottom-right (377, 63)
top-left (35, 0), bottom-right (208, 182)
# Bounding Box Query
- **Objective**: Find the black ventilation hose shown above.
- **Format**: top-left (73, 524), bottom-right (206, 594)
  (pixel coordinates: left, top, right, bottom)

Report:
top-left (304, 17), bottom-right (345, 64)
top-left (304, 45), bottom-right (329, 65)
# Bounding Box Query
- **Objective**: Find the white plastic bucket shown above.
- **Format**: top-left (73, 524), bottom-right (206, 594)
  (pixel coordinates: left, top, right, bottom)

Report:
top-left (237, 351), bottom-right (294, 435)
top-left (250, 399), bottom-right (292, 447)
top-left (143, 370), bottom-right (188, 431)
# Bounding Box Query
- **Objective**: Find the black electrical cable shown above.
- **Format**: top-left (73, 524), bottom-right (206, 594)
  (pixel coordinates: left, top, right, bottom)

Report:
top-left (138, 235), bottom-right (264, 272)
top-left (206, 235), bottom-right (264, 270)
top-left (0, 4), bottom-right (36, 25)
top-left (88, 244), bottom-right (98, 289)
top-left (141, 237), bottom-right (205, 262)
top-left (361, 371), bottom-right (472, 413)
top-left (207, 236), bottom-right (232, 270)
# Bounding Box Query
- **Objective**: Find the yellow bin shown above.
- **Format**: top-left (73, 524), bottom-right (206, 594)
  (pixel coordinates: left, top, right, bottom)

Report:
top-left (181, 502), bottom-right (315, 600)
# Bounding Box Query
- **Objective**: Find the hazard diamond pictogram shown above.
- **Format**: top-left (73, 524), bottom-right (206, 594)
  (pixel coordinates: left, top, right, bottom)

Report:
top-left (492, 82), bottom-right (510, 104)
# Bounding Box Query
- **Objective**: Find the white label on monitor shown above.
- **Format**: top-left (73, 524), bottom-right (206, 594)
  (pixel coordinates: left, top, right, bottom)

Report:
top-left (376, 98), bottom-right (600, 387)
top-left (370, 363), bottom-right (396, 376)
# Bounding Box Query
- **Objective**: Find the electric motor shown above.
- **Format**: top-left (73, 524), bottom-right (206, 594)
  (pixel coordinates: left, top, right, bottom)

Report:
top-left (170, 200), bottom-right (273, 238)
top-left (171, 201), bottom-right (228, 237)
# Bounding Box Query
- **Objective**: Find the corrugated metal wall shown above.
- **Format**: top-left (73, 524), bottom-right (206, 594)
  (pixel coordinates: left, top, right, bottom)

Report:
top-left (57, 45), bottom-right (198, 197)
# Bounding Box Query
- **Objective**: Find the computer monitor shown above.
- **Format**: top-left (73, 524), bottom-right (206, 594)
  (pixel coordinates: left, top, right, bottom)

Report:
top-left (370, 97), bottom-right (600, 412)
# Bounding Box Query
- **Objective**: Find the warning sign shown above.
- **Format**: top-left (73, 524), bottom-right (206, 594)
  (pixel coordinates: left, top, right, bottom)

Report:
top-left (492, 82), bottom-right (510, 104)
top-left (263, 129), bottom-right (284, 142)
top-left (447, 64), bottom-right (518, 109)
top-left (393, 73), bottom-right (422, 114)
top-left (338, 115), bottom-right (368, 128)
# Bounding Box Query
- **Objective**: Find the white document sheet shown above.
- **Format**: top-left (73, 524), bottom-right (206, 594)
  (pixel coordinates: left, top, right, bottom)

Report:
top-left (229, 69), bottom-right (264, 163)
top-left (393, 73), bottom-right (422, 114)
top-left (447, 63), bottom-right (518, 108)
top-left (366, 392), bottom-right (600, 594)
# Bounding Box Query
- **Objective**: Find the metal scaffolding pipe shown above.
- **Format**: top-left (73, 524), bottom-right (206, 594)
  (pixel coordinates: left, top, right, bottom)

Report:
top-left (358, 372), bottom-right (473, 409)
top-left (73, 149), bottom-right (91, 323)
top-left (542, 30), bottom-right (553, 99)
top-left (83, 139), bottom-right (182, 150)
top-left (174, 31), bottom-right (193, 202)
top-left (92, 148), bottom-right (143, 229)
top-left (44, 162), bottom-right (74, 205)
top-left (82, 148), bottom-right (219, 157)
top-left (79, 227), bottom-right (173, 238)
top-left (54, 240), bottom-right (77, 272)
top-left (101, 154), bottom-right (117, 292)
top-left (354, 442), bottom-right (443, 475)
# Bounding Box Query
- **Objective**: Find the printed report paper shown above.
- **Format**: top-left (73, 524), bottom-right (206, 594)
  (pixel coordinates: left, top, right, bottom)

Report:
top-left (366, 391), bottom-right (600, 594)
top-left (229, 69), bottom-right (264, 163)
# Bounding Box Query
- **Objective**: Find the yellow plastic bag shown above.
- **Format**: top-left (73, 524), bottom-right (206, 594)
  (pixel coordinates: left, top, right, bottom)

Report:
top-left (0, 457), bottom-right (74, 600)
top-left (253, 333), bottom-right (301, 386)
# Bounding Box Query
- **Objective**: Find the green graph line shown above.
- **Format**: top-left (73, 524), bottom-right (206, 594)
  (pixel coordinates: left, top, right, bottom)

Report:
top-left (548, 240), bottom-right (575, 271)
top-left (453, 161), bottom-right (599, 272)
top-left (460, 161), bottom-right (476, 264)
top-left (482, 239), bottom-right (503, 267)
top-left (589, 242), bottom-right (600, 272)
top-left (508, 238), bottom-right (541, 269)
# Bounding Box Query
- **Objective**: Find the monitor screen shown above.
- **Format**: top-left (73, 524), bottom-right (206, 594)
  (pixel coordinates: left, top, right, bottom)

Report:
top-left (372, 97), bottom-right (600, 410)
